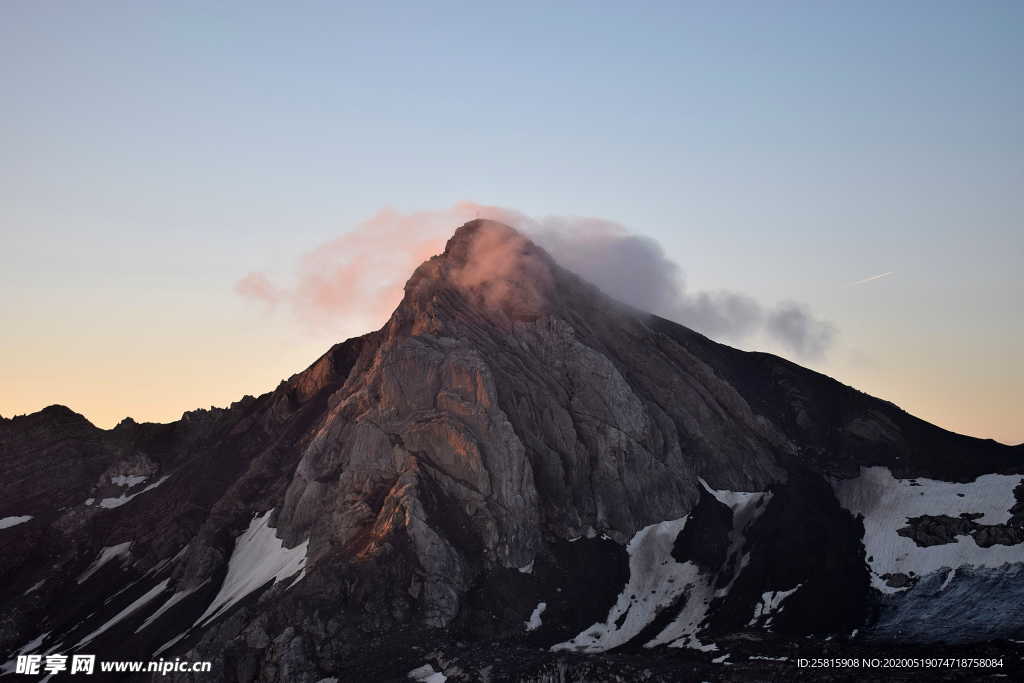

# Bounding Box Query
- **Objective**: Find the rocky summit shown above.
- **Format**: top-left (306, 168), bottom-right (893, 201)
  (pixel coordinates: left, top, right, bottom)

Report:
top-left (2, 220), bottom-right (1022, 681)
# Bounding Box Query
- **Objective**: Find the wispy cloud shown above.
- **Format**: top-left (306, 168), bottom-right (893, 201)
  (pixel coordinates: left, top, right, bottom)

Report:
top-left (850, 271), bottom-right (894, 286)
top-left (236, 202), bottom-right (838, 359)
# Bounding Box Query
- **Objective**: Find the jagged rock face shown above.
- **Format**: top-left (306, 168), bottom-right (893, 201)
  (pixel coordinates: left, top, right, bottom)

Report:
top-left (1, 220), bottom-right (1023, 682)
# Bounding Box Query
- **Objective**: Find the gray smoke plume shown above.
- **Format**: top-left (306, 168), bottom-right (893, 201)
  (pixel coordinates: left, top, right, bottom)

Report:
top-left (527, 215), bottom-right (835, 359)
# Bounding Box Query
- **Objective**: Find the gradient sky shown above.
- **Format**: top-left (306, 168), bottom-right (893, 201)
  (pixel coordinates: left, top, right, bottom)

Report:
top-left (2, 1), bottom-right (1021, 444)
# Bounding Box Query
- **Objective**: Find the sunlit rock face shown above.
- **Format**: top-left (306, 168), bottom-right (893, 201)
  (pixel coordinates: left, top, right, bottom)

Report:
top-left (1, 221), bottom-right (1022, 682)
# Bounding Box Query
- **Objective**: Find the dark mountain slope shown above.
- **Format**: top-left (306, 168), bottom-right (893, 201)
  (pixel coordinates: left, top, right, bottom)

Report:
top-left (649, 315), bottom-right (1023, 481)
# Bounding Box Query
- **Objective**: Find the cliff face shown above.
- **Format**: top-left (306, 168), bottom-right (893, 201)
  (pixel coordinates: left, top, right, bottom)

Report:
top-left (2, 220), bottom-right (1022, 681)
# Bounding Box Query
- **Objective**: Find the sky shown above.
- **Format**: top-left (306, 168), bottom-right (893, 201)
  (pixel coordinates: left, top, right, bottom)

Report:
top-left (2, 1), bottom-right (1021, 444)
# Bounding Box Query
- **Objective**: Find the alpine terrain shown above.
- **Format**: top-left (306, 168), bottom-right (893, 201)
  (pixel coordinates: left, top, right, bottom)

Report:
top-left (2, 220), bottom-right (1022, 682)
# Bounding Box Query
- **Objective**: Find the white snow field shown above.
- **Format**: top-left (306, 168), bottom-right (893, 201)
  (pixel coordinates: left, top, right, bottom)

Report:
top-left (408, 663), bottom-right (447, 682)
top-left (93, 475), bottom-right (171, 509)
top-left (747, 585), bottom-right (802, 629)
top-left (553, 480), bottom-right (773, 653)
top-left (832, 466), bottom-right (1024, 593)
top-left (551, 516), bottom-right (692, 653)
top-left (525, 602), bottom-right (547, 631)
top-left (110, 474), bottom-right (148, 487)
top-left (73, 580), bottom-right (170, 649)
top-left (193, 509), bottom-right (308, 627)
top-left (77, 541), bottom-right (133, 583)
top-left (0, 515), bottom-right (33, 529)
top-left (136, 581), bottom-right (207, 632)
top-left (648, 483), bottom-right (774, 650)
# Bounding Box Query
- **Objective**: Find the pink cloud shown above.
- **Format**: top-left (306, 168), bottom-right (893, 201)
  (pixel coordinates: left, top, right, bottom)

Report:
top-left (235, 202), bottom-right (509, 333)
top-left (232, 201), bottom-right (836, 359)
top-left (234, 272), bottom-right (281, 307)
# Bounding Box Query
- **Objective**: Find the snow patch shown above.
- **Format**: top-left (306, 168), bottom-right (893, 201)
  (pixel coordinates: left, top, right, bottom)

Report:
top-left (143, 543), bottom-right (190, 578)
top-left (0, 632), bottom-right (51, 673)
top-left (93, 475), bottom-right (170, 509)
top-left (136, 582), bottom-right (206, 632)
top-left (23, 633), bottom-right (51, 654)
top-left (408, 663), bottom-right (447, 682)
top-left (649, 482), bottom-right (771, 651)
top-left (832, 467), bottom-right (1024, 593)
top-left (0, 515), bottom-right (33, 529)
top-left (525, 602), bottom-right (546, 631)
top-left (103, 578), bottom-right (145, 605)
top-left (78, 541), bottom-right (132, 583)
top-left (642, 561), bottom-right (713, 651)
top-left (552, 517), bottom-right (692, 652)
top-left (699, 480), bottom-right (761, 509)
top-left (747, 584), bottom-right (802, 629)
top-left (939, 567), bottom-right (957, 591)
top-left (553, 480), bottom-right (773, 654)
top-left (154, 631), bottom-right (188, 656)
top-left (73, 580), bottom-right (169, 648)
top-left (193, 509), bottom-right (307, 628)
top-left (110, 474), bottom-right (148, 487)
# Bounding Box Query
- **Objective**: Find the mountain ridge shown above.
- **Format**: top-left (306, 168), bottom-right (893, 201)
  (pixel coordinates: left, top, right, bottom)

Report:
top-left (1, 220), bottom-right (1022, 681)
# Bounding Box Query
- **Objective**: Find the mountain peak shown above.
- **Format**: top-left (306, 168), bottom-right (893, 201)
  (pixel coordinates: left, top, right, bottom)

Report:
top-left (10, 403), bottom-right (94, 429)
top-left (440, 219), bottom-right (552, 279)
top-left (398, 220), bottom-right (559, 327)
top-left (442, 218), bottom-right (520, 256)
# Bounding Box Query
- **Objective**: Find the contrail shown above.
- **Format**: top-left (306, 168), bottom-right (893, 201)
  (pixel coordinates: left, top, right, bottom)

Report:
top-left (850, 271), bottom-right (894, 286)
